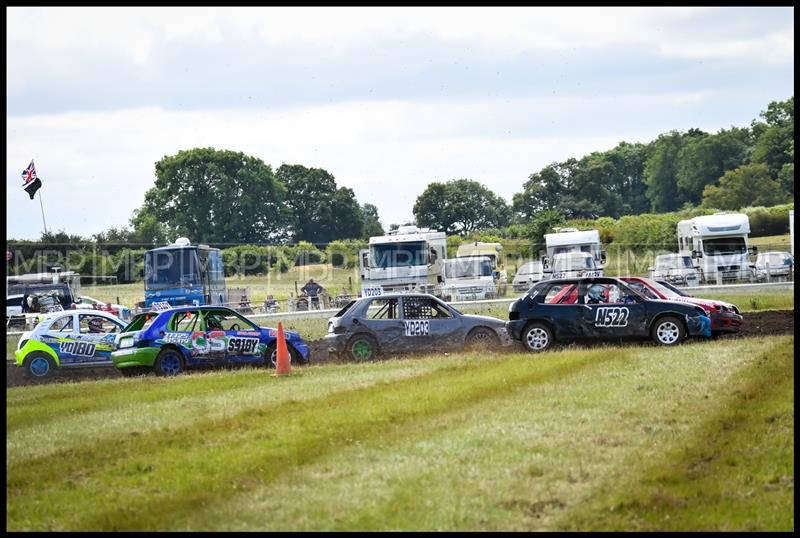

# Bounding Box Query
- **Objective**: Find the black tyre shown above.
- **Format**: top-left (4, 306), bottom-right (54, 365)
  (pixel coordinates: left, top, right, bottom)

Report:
top-left (466, 327), bottom-right (500, 350)
top-left (346, 334), bottom-right (379, 362)
top-left (651, 316), bottom-right (686, 346)
top-left (24, 352), bottom-right (57, 378)
top-left (154, 348), bottom-right (184, 376)
top-left (522, 322), bottom-right (553, 353)
top-left (265, 342), bottom-right (302, 369)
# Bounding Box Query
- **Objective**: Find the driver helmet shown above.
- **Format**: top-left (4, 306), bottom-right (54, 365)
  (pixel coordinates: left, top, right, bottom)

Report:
top-left (587, 284), bottom-right (605, 303)
top-left (88, 317), bottom-right (105, 332)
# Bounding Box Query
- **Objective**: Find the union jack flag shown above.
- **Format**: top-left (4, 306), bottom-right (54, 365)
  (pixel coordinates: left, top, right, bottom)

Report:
top-left (21, 160), bottom-right (37, 185)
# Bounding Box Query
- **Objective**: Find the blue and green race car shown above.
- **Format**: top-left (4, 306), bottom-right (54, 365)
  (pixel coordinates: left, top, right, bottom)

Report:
top-left (111, 306), bottom-right (310, 376)
top-left (15, 309), bottom-right (127, 378)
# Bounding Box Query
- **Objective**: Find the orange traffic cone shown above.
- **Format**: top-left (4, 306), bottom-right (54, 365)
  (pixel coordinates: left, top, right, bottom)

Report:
top-left (273, 321), bottom-right (292, 376)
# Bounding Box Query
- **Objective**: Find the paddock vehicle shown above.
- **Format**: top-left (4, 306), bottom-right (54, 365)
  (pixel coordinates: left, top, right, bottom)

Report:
top-left (74, 295), bottom-right (132, 321)
top-left (14, 310), bottom-right (126, 378)
top-left (512, 260), bottom-right (545, 292)
top-left (751, 251), bottom-right (794, 282)
top-left (324, 293), bottom-right (512, 361)
top-left (111, 306), bottom-right (310, 376)
top-left (507, 277), bottom-right (711, 352)
top-left (619, 277), bottom-right (742, 337)
top-left (648, 253), bottom-right (700, 286)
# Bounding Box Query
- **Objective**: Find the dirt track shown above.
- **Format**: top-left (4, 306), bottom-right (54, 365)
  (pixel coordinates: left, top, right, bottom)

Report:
top-left (6, 309), bottom-right (794, 388)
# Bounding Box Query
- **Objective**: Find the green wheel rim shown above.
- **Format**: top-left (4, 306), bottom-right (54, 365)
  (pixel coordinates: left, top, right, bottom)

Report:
top-left (352, 339), bottom-right (373, 360)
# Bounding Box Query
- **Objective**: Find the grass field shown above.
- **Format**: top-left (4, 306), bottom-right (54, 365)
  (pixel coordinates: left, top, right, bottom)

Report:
top-left (6, 335), bottom-right (794, 531)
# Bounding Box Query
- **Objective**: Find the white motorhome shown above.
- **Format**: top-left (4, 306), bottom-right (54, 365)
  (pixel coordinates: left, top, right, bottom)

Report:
top-left (542, 228), bottom-right (605, 272)
top-left (359, 226), bottom-right (447, 297)
top-left (677, 213), bottom-right (754, 283)
top-left (455, 242), bottom-right (507, 296)
top-left (441, 256), bottom-right (496, 301)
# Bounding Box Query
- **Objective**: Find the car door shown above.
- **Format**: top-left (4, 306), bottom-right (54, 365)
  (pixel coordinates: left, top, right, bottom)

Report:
top-left (75, 313), bottom-right (125, 365)
top-left (168, 310), bottom-right (216, 366)
top-left (41, 313), bottom-right (79, 363)
top-left (397, 296), bottom-right (459, 351)
top-left (358, 297), bottom-right (405, 353)
top-left (206, 309), bottom-right (262, 364)
top-left (579, 282), bottom-right (647, 339)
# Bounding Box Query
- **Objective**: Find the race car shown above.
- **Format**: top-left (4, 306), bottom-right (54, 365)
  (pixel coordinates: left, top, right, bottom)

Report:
top-left (324, 293), bottom-right (512, 361)
top-left (111, 305), bottom-right (310, 376)
top-left (620, 276), bottom-right (742, 337)
top-left (507, 277), bottom-right (712, 352)
top-left (14, 310), bottom-right (127, 378)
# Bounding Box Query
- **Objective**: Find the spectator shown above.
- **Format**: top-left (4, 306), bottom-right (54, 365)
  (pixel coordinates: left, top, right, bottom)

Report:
top-left (263, 294), bottom-right (278, 313)
top-left (300, 278), bottom-right (325, 309)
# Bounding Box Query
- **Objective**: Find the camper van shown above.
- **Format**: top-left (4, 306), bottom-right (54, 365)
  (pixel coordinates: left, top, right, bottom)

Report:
top-left (359, 226), bottom-right (447, 297)
top-left (542, 228), bottom-right (605, 272)
top-left (677, 213), bottom-right (754, 283)
top-left (441, 256), bottom-right (496, 301)
top-left (455, 242), bottom-right (507, 296)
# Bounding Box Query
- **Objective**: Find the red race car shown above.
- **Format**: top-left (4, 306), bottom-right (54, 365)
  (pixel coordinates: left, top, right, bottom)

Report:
top-left (619, 277), bottom-right (742, 337)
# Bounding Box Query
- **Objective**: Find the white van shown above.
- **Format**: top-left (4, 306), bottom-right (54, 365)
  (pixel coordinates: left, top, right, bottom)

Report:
top-left (512, 261), bottom-right (545, 292)
top-left (442, 256), bottom-right (496, 301)
top-left (649, 254), bottom-right (700, 286)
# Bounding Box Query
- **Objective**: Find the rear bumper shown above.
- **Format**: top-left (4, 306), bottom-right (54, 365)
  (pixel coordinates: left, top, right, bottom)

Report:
top-left (111, 347), bottom-right (160, 368)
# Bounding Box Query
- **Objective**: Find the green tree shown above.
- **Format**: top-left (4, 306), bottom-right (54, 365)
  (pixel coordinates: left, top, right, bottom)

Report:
top-left (751, 97), bottom-right (794, 194)
top-left (525, 209), bottom-right (566, 257)
top-left (512, 160), bottom-right (576, 222)
top-left (644, 130), bottom-right (704, 212)
top-left (135, 148), bottom-right (292, 244)
top-left (276, 164), bottom-right (364, 243)
top-left (675, 127), bottom-right (751, 206)
top-left (702, 164), bottom-right (788, 210)
top-left (361, 203), bottom-right (384, 238)
top-left (413, 179), bottom-right (511, 235)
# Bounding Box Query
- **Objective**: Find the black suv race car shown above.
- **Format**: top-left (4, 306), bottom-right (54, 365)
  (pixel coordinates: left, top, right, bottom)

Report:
top-left (507, 277), bottom-right (712, 352)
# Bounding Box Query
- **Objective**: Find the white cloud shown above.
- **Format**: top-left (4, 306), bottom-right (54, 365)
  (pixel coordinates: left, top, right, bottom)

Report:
top-left (7, 91), bottom-right (741, 238)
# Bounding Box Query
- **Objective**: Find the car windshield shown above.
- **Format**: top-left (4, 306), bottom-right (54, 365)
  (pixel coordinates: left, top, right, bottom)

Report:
top-left (370, 241), bottom-right (428, 269)
top-left (703, 237), bottom-right (746, 255)
top-left (445, 258), bottom-right (492, 279)
top-left (553, 255), bottom-right (595, 272)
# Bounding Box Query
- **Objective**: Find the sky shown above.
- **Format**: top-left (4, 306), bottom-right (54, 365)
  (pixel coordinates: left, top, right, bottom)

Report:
top-left (6, 6), bottom-right (794, 240)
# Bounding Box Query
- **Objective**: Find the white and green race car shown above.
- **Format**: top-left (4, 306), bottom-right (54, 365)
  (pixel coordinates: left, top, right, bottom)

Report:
top-left (14, 309), bottom-right (126, 378)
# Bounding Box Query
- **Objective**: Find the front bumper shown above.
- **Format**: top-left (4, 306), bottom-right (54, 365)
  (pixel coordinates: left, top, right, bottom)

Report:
top-left (324, 333), bottom-right (348, 353)
top-left (506, 320), bottom-right (527, 341)
top-left (686, 315), bottom-right (712, 338)
top-left (710, 311), bottom-right (743, 333)
top-left (111, 347), bottom-right (160, 369)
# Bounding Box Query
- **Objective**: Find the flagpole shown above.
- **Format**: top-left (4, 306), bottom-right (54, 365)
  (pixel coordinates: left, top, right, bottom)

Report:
top-left (38, 190), bottom-right (48, 236)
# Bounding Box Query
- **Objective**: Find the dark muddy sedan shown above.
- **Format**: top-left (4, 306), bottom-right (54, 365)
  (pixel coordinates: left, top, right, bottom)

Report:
top-left (325, 293), bottom-right (512, 361)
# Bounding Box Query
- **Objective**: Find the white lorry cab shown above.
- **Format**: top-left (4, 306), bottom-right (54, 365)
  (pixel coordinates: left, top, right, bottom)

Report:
top-left (649, 253), bottom-right (700, 286)
top-left (359, 226), bottom-right (447, 297)
top-left (442, 256), bottom-right (496, 301)
top-left (677, 213), bottom-right (755, 283)
top-left (455, 242), bottom-right (507, 296)
top-left (542, 228), bottom-right (605, 273)
top-left (549, 252), bottom-right (603, 279)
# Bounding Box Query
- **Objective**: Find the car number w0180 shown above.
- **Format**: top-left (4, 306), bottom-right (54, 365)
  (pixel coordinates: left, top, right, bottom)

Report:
top-left (594, 307), bottom-right (629, 327)
top-left (404, 320), bottom-right (430, 336)
top-left (227, 337), bottom-right (260, 354)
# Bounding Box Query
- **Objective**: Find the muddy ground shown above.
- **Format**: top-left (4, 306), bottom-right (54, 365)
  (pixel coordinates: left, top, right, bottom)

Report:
top-left (7, 309), bottom-right (794, 388)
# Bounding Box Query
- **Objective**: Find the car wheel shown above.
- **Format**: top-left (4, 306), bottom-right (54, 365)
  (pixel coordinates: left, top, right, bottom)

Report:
top-left (347, 334), bottom-right (379, 362)
top-left (154, 348), bottom-right (184, 376)
top-left (24, 352), bottom-right (56, 378)
top-left (652, 316), bottom-right (686, 346)
top-left (522, 322), bottom-right (553, 353)
top-left (265, 343), bottom-right (301, 369)
top-left (466, 327), bottom-right (499, 350)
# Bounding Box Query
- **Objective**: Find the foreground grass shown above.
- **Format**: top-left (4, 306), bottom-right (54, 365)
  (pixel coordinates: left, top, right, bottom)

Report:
top-left (6, 335), bottom-right (793, 531)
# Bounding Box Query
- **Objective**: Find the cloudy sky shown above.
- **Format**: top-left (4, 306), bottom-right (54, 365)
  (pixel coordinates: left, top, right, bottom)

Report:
top-left (6, 6), bottom-right (794, 240)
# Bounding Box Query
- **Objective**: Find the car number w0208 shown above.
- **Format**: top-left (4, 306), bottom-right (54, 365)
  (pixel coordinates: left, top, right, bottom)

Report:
top-left (226, 337), bottom-right (259, 354)
top-left (594, 307), bottom-right (629, 327)
top-left (404, 320), bottom-right (429, 336)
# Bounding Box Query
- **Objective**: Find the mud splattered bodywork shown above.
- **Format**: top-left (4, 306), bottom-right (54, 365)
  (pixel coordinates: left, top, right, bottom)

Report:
top-left (324, 294), bottom-right (512, 359)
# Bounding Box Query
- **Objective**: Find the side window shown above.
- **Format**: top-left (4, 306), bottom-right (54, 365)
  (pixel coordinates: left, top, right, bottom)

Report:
top-left (544, 284), bottom-right (577, 304)
top-left (79, 314), bottom-right (119, 334)
top-left (49, 315), bottom-right (74, 332)
top-left (402, 297), bottom-right (436, 319)
top-left (371, 298), bottom-right (399, 320)
top-left (204, 310), bottom-right (258, 331)
top-left (171, 312), bottom-right (200, 332)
